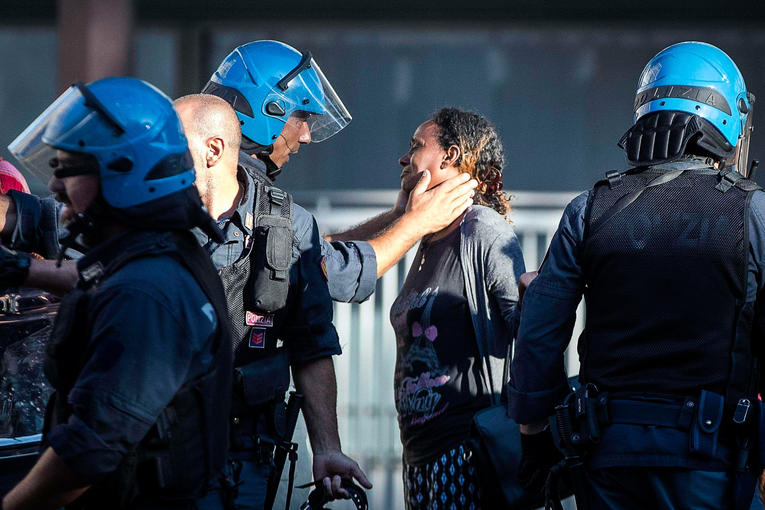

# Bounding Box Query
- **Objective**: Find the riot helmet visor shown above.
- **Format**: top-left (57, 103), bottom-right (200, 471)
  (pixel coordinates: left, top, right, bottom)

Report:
top-left (271, 53), bottom-right (351, 143)
top-left (8, 82), bottom-right (125, 184)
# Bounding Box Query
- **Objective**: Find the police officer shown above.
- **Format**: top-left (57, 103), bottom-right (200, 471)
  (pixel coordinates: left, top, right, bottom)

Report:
top-left (1, 77), bottom-right (232, 509)
top-left (508, 42), bottom-right (763, 509)
top-left (173, 93), bottom-right (370, 508)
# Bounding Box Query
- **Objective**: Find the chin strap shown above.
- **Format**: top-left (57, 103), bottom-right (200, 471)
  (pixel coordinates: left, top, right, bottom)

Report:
top-left (240, 136), bottom-right (282, 180)
top-left (260, 154), bottom-right (282, 180)
top-left (56, 209), bottom-right (99, 267)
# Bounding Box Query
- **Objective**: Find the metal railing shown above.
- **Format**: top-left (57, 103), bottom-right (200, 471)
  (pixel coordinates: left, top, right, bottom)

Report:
top-left (297, 190), bottom-right (585, 509)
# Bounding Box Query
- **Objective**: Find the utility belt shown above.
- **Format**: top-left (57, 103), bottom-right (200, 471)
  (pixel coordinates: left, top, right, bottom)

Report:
top-left (553, 385), bottom-right (754, 463)
top-left (545, 385), bottom-right (760, 510)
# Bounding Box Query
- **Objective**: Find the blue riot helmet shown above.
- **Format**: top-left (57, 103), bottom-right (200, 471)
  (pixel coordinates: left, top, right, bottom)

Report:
top-left (619, 41), bottom-right (755, 175)
top-left (202, 40), bottom-right (351, 175)
top-left (9, 77), bottom-right (222, 242)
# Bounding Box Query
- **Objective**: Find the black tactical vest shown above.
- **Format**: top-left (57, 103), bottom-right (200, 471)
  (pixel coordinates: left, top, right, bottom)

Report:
top-left (219, 164), bottom-right (294, 421)
top-left (580, 166), bottom-right (759, 400)
top-left (43, 230), bottom-right (232, 509)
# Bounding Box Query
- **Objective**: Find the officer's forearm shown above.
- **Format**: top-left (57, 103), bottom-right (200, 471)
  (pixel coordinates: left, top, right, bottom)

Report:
top-left (25, 259), bottom-right (78, 296)
top-left (0, 194), bottom-right (18, 240)
top-left (292, 356), bottom-right (341, 453)
top-left (3, 447), bottom-right (89, 510)
top-left (367, 213), bottom-right (424, 278)
top-left (325, 208), bottom-right (402, 243)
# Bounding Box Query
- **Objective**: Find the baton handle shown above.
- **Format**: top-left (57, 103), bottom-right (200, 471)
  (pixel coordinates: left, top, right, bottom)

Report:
top-left (265, 391), bottom-right (304, 510)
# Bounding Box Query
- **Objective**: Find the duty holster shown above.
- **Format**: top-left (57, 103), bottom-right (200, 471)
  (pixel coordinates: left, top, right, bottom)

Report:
top-left (546, 384), bottom-right (604, 510)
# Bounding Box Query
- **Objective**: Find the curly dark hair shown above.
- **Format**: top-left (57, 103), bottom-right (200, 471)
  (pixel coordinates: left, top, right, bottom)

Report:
top-left (429, 107), bottom-right (511, 218)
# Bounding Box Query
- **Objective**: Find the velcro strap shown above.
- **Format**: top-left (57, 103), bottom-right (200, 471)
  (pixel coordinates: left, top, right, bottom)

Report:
top-left (716, 169), bottom-right (742, 192)
top-left (605, 170), bottom-right (623, 189)
top-left (268, 188), bottom-right (286, 214)
top-left (608, 398), bottom-right (696, 429)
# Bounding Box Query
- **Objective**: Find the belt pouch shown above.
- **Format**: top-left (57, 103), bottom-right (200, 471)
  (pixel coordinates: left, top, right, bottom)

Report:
top-left (690, 390), bottom-right (724, 458)
top-left (235, 349), bottom-right (290, 406)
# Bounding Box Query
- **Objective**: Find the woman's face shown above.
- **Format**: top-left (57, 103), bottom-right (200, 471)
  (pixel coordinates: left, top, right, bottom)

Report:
top-left (398, 121), bottom-right (459, 192)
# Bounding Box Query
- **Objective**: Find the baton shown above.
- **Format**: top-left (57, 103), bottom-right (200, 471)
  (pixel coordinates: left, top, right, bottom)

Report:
top-left (265, 390), bottom-right (304, 510)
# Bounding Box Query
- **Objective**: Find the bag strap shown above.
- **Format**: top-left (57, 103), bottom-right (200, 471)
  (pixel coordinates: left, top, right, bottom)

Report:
top-left (473, 327), bottom-right (510, 408)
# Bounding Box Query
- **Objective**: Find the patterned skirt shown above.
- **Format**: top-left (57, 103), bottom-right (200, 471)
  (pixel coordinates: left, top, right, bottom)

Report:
top-left (402, 443), bottom-right (482, 510)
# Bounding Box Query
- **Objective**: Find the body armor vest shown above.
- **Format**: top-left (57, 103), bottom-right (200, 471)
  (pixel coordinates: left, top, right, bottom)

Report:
top-left (219, 166), bottom-right (293, 423)
top-left (580, 166), bottom-right (759, 399)
top-left (43, 230), bottom-right (232, 509)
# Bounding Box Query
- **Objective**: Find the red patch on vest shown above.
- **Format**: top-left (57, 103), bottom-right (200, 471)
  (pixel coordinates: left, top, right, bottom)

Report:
top-left (249, 328), bottom-right (266, 349)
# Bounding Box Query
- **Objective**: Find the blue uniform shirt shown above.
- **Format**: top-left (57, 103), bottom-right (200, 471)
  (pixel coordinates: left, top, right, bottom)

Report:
top-left (508, 161), bottom-right (765, 470)
top-left (46, 235), bottom-right (219, 482)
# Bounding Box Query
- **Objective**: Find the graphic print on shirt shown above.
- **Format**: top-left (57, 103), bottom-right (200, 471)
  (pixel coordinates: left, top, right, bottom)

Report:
top-left (393, 287), bottom-right (450, 426)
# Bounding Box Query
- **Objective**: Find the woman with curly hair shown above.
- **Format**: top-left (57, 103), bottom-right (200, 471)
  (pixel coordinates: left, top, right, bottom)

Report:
top-left (391, 107), bottom-right (525, 509)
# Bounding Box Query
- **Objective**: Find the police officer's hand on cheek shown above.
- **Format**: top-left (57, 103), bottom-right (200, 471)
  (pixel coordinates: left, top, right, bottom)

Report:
top-left (518, 426), bottom-right (562, 495)
top-left (406, 170), bottom-right (478, 234)
top-left (313, 449), bottom-right (373, 499)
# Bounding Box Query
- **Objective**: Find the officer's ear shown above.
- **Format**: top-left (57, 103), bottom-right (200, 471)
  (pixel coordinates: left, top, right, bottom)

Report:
top-left (441, 145), bottom-right (461, 169)
top-left (206, 136), bottom-right (225, 168)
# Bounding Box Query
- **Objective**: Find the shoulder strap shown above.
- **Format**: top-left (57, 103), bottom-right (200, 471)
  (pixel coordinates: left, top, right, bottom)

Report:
top-left (588, 168), bottom-right (687, 238)
top-left (472, 321), bottom-right (511, 407)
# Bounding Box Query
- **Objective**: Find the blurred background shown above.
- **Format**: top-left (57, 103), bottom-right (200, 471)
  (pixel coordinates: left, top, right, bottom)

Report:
top-left (0, 1), bottom-right (763, 507)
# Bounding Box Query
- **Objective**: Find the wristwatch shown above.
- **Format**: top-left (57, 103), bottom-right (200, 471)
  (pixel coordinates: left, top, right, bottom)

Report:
top-left (0, 244), bottom-right (31, 288)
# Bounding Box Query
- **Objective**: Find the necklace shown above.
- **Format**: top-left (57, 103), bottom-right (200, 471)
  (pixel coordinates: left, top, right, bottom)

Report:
top-left (417, 239), bottom-right (430, 272)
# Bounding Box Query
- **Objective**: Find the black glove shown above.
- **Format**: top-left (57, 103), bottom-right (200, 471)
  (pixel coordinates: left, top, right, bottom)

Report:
top-left (518, 426), bottom-right (562, 494)
top-left (0, 244), bottom-right (31, 289)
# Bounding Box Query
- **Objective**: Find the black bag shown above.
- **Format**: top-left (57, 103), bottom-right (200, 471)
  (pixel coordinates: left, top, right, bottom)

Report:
top-left (467, 405), bottom-right (543, 509)
top-left (467, 344), bottom-right (577, 509)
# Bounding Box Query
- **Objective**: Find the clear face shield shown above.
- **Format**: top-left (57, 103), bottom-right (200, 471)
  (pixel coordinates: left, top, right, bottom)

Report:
top-left (735, 92), bottom-right (756, 177)
top-left (8, 82), bottom-right (124, 184)
top-left (274, 52), bottom-right (352, 143)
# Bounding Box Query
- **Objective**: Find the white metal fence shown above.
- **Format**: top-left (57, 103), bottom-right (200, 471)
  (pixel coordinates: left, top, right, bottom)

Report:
top-left (296, 190), bottom-right (585, 509)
